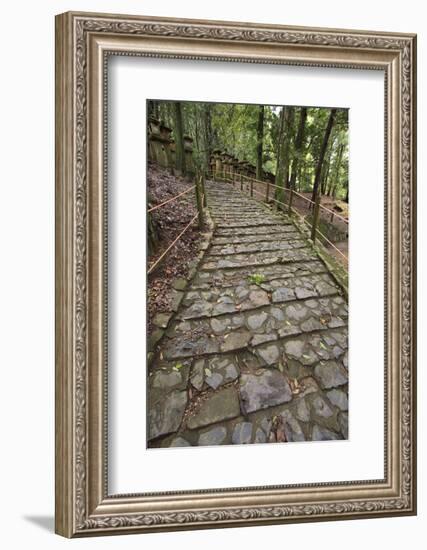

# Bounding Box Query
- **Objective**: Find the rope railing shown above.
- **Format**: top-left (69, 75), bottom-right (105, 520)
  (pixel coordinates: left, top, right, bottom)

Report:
top-left (211, 170), bottom-right (348, 225)
top-left (148, 173), bottom-right (207, 275)
top-left (148, 184), bottom-right (195, 213)
top-left (211, 170), bottom-right (348, 265)
top-left (148, 212), bottom-right (199, 275)
top-left (249, 185), bottom-right (348, 262)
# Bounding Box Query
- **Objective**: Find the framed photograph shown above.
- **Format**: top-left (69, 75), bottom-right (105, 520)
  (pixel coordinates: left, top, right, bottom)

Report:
top-left (55, 11), bottom-right (417, 537)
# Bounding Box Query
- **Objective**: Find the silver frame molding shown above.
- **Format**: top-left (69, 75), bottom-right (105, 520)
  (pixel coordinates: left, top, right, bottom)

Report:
top-left (55, 11), bottom-right (417, 537)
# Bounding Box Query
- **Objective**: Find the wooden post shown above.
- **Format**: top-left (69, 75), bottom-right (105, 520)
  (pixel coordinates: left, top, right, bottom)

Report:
top-left (195, 174), bottom-right (204, 229)
top-left (311, 192), bottom-right (321, 242)
top-left (240, 173), bottom-right (243, 191)
top-left (266, 181), bottom-right (270, 203)
top-left (288, 187), bottom-right (294, 214)
top-left (250, 178), bottom-right (254, 197)
top-left (330, 211), bottom-right (334, 224)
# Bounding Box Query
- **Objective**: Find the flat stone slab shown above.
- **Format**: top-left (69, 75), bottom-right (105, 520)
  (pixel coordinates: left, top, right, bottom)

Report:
top-left (209, 239), bottom-right (306, 256)
top-left (240, 370), bottom-right (292, 413)
top-left (314, 361), bottom-right (348, 389)
top-left (187, 386), bottom-right (241, 429)
top-left (179, 273), bottom-right (340, 321)
top-left (212, 230), bottom-right (302, 245)
top-left (148, 389), bottom-right (188, 440)
top-left (164, 299), bottom-right (348, 361)
top-left (202, 248), bottom-right (316, 270)
top-left (191, 260), bottom-right (327, 289)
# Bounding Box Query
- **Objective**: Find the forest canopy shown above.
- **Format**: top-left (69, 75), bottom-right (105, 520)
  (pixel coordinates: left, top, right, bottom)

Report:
top-left (148, 100), bottom-right (349, 201)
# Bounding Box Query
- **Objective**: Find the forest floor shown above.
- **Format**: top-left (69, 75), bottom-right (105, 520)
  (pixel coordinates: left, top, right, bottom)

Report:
top-left (147, 163), bottom-right (201, 332)
top-left (148, 179), bottom-right (349, 448)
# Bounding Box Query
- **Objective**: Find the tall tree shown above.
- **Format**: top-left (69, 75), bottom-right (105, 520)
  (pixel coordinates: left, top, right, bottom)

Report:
top-left (202, 103), bottom-right (213, 172)
top-left (173, 101), bottom-right (186, 176)
top-left (311, 108), bottom-right (336, 204)
top-left (289, 107), bottom-right (307, 190)
top-left (256, 105), bottom-right (265, 180)
top-left (275, 106), bottom-right (295, 203)
top-left (328, 143), bottom-right (343, 197)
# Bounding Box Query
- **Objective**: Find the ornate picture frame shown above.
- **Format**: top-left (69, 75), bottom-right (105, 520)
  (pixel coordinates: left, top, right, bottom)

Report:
top-left (55, 11), bottom-right (417, 537)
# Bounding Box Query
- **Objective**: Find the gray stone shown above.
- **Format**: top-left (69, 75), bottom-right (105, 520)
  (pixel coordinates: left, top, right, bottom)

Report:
top-left (232, 422), bottom-right (253, 444)
top-left (327, 389), bottom-right (348, 411)
top-left (190, 359), bottom-right (205, 390)
top-left (171, 290), bottom-right (184, 312)
top-left (170, 437), bottom-right (191, 447)
top-left (257, 343), bottom-right (280, 365)
top-left (281, 410), bottom-right (305, 442)
top-left (328, 316), bottom-right (345, 328)
top-left (221, 330), bottom-right (251, 352)
top-left (316, 280), bottom-right (337, 295)
top-left (272, 287), bottom-right (295, 302)
top-left (248, 289), bottom-right (270, 307)
top-left (210, 317), bottom-right (229, 334)
top-left (332, 345), bottom-right (344, 358)
top-left (251, 333), bottom-right (277, 346)
top-left (312, 424), bottom-right (341, 441)
top-left (198, 426), bottom-right (228, 446)
top-left (151, 369), bottom-right (182, 390)
top-left (173, 278), bottom-right (188, 291)
top-left (311, 395), bottom-right (333, 418)
top-left (339, 412), bottom-right (349, 439)
top-left (148, 328), bottom-right (164, 351)
top-left (212, 301), bottom-right (236, 316)
top-left (295, 398), bottom-right (310, 422)
top-left (284, 339), bottom-right (304, 359)
top-left (187, 387), bottom-right (240, 429)
top-left (295, 287), bottom-right (316, 299)
top-left (254, 427), bottom-right (267, 443)
top-left (342, 351), bottom-right (348, 369)
top-left (247, 311), bottom-right (268, 330)
top-left (314, 361), bottom-right (348, 389)
top-left (205, 372), bottom-right (223, 389)
top-left (235, 286), bottom-right (250, 300)
top-left (153, 312), bottom-right (173, 329)
top-left (285, 303), bottom-right (308, 321)
top-left (300, 317), bottom-right (324, 332)
top-left (300, 349), bottom-right (318, 366)
top-left (225, 363), bottom-right (239, 380)
top-left (271, 307), bottom-right (285, 321)
top-left (240, 370), bottom-right (292, 413)
top-left (149, 390), bottom-right (188, 440)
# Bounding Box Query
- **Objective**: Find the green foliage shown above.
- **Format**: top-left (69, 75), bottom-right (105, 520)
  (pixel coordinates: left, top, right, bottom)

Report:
top-left (173, 362), bottom-right (185, 371)
top-left (248, 273), bottom-right (266, 285)
top-left (148, 99), bottom-right (349, 199)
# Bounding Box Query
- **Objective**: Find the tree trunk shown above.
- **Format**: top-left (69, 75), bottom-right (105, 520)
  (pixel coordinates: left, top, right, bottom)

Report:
top-left (173, 101), bottom-right (186, 177)
top-left (256, 105), bottom-right (265, 181)
top-left (331, 143), bottom-right (344, 197)
top-left (311, 109), bottom-right (336, 204)
top-left (202, 103), bottom-right (213, 174)
top-left (275, 106), bottom-right (294, 204)
top-left (289, 107), bottom-right (307, 190)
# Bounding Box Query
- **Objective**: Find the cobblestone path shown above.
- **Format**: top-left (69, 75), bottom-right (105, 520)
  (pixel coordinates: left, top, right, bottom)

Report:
top-left (148, 180), bottom-right (348, 447)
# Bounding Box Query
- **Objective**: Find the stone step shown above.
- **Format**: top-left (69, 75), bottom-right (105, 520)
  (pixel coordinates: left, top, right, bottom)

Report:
top-left (211, 231), bottom-right (302, 246)
top-left (214, 224), bottom-right (294, 237)
top-left (161, 295), bottom-right (348, 360)
top-left (201, 247), bottom-right (317, 270)
top-left (179, 272), bottom-right (341, 320)
top-left (192, 260), bottom-right (328, 288)
top-left (209, 239), bottom-right (306, 257)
